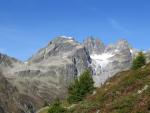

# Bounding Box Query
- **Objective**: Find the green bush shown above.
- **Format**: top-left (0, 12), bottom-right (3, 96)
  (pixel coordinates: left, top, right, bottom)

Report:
top-left (132, 52), bottom-right (146, 70)
top-left (48, 99), bottom-right (66, 113)
top-left (68, 70), bottom-right (94, 103)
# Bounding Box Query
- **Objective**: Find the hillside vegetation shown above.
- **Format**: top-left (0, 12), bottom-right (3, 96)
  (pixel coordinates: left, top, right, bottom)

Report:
top-left (38, 62), bottom-right (150, 113)
top-left (67, 63), bottom-right (150, 113)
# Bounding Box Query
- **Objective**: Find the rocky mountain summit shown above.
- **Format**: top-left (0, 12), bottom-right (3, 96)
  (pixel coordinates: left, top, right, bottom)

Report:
top-left (83, 37), bottom-right (105, 54)
top-left (0, 36), bottom-right (147, 113)
top-left (0, 36), bottom-right (92, 113)
top-left (85, 38), bottom-right (133, 86)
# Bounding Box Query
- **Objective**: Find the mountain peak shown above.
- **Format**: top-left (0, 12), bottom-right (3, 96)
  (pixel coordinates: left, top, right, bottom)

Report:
top-left (116, 39), bottom-right (130, 48)
top-left (83, 37), bottom-right (105, 54)
top-left (59, 35), bottom-right (74, 40)
top-left (0, 36), bottom-right (150, 113)
top-left (0, 53), bottom-right (21, 68)
top-left (28, 36), bottom-right (84, 63)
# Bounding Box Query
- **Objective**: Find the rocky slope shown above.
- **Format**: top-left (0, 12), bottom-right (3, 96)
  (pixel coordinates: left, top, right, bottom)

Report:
top-left (0, 72), bottom-right (42, 113)
top-left (0, 53), bottom-right (22, 73)
top-left (0, 36), bottom-right (92, 112)
top-left (83, 37), bottom-right (105, 54)
top-left (64, 63), bottom-right (150, 113)
top-left (0, 36), bottom-right (148, 113)
top-left (84, 38), bottom-right (133, 86)
top-left (0, 72), bottom-right (19, 113)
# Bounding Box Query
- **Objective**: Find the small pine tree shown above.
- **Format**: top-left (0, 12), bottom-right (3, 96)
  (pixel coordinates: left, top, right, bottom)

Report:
top-left (48, 98), bottom-right (66, 113)
top-left (132, 52), bottom-right (146, 70)
top-left (79, 70), bottom-right (94, 94)
top-left (68, 70), bottom-right (94, 103)
top-left (68, 78), bottom-right (82, 103)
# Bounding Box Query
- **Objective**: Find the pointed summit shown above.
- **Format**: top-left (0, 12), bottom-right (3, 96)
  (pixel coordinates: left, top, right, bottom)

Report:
top-left (105, 39), bottom-right (131, 53)
top-left (28, 36), bottom-right (81, 63)
top-left (83, 37), bottom-right (105, 54)
top-left (116, 39), bottom-right (131, 50)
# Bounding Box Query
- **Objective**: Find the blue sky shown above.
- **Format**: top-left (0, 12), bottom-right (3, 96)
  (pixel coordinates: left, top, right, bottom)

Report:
top-left (0, 0), bottom-right (150, 60)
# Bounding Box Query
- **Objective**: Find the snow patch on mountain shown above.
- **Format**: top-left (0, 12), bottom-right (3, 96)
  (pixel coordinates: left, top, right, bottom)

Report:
top-left (90, 53), bottom-right (114, 86)
top-left (130, 49), bottom-right (133, 54)
top-left (114, 49), bottom-right (120, 53)
top-left (90, 53), bottom-right (114, 68)
top-left (60, 36), bottom-right (73, 39)
top-left (24, 61), bottom-right (28, 64)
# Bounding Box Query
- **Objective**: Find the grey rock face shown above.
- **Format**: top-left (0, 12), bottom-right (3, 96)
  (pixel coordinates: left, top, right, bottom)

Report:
top-left (105, 39), bottom-right (130, 53)
top-left (108, 40), bottom-right (132, 75)
top-left (28, 36), bottom-right (91, 77)
top-left (0, 36), bottom-right (147, 112)
top-left (0, 53), bottom-right (22, 73)
top-left (85, 39), bottom-right (133, 86)
top-left (0, 72), bottom-right (40, 113)
top-left (0, 72), bottom-right (18, 113)
top-left (0, 36), bottom-right (91, 112)
top-left (0, 53), bottom-right (19, 67)
top-left (145, 50), bottom-right (150, 63)
top-left (83, 37), bottom-right (105, 54)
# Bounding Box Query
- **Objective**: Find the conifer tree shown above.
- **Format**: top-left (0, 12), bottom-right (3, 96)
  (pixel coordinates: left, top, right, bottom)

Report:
top-left (68, 70), bottom-right (94, 103)
top-left (132, 52), bottom-right (146, 70)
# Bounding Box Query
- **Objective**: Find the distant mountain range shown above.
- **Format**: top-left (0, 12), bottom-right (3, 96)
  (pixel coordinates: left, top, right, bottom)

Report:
top-left (0, 36), bottom-right (150, 113)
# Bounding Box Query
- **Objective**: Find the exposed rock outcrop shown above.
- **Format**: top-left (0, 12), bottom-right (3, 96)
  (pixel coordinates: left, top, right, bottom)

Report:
top-left (83, 37), bottom-right (105, 54)
top-left (84, 38), bottom-right (133, 86)
top-left (0, 36), bottom-right (91, 112)
top-left (0, 36), bottom-right (148, 112)
top-left (0, 72), bottom-right (41, 113)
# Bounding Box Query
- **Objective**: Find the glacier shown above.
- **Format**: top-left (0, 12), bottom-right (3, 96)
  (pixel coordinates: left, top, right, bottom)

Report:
top-left (90, 53), bottom-right (114, 86)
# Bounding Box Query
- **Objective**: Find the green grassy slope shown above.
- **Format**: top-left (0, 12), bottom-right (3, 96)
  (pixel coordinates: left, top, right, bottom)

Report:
top-left (38, 63), bottom-right (150, 113)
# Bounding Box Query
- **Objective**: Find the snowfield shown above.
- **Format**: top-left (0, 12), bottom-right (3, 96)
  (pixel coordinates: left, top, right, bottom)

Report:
top-left (60, 35), bottom-right (73, 39)
top-left (90, 53), bottom-right (114, 68)
top-left (90, 53), bottom-right (114, 87)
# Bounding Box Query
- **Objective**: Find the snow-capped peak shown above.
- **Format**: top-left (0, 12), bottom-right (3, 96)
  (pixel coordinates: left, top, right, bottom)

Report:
top-left (90, 53), bottom-right (114, 71)
top-left (60, 36), bottom-right (73, 40)
top-left (90, 53), bottom-right (114, 87)
top-left (90, 53), bottom-right (114, 63)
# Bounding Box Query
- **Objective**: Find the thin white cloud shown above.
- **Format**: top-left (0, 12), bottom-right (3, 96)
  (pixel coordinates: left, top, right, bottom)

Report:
top-left (108, 18), bottom-right (130, 34)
